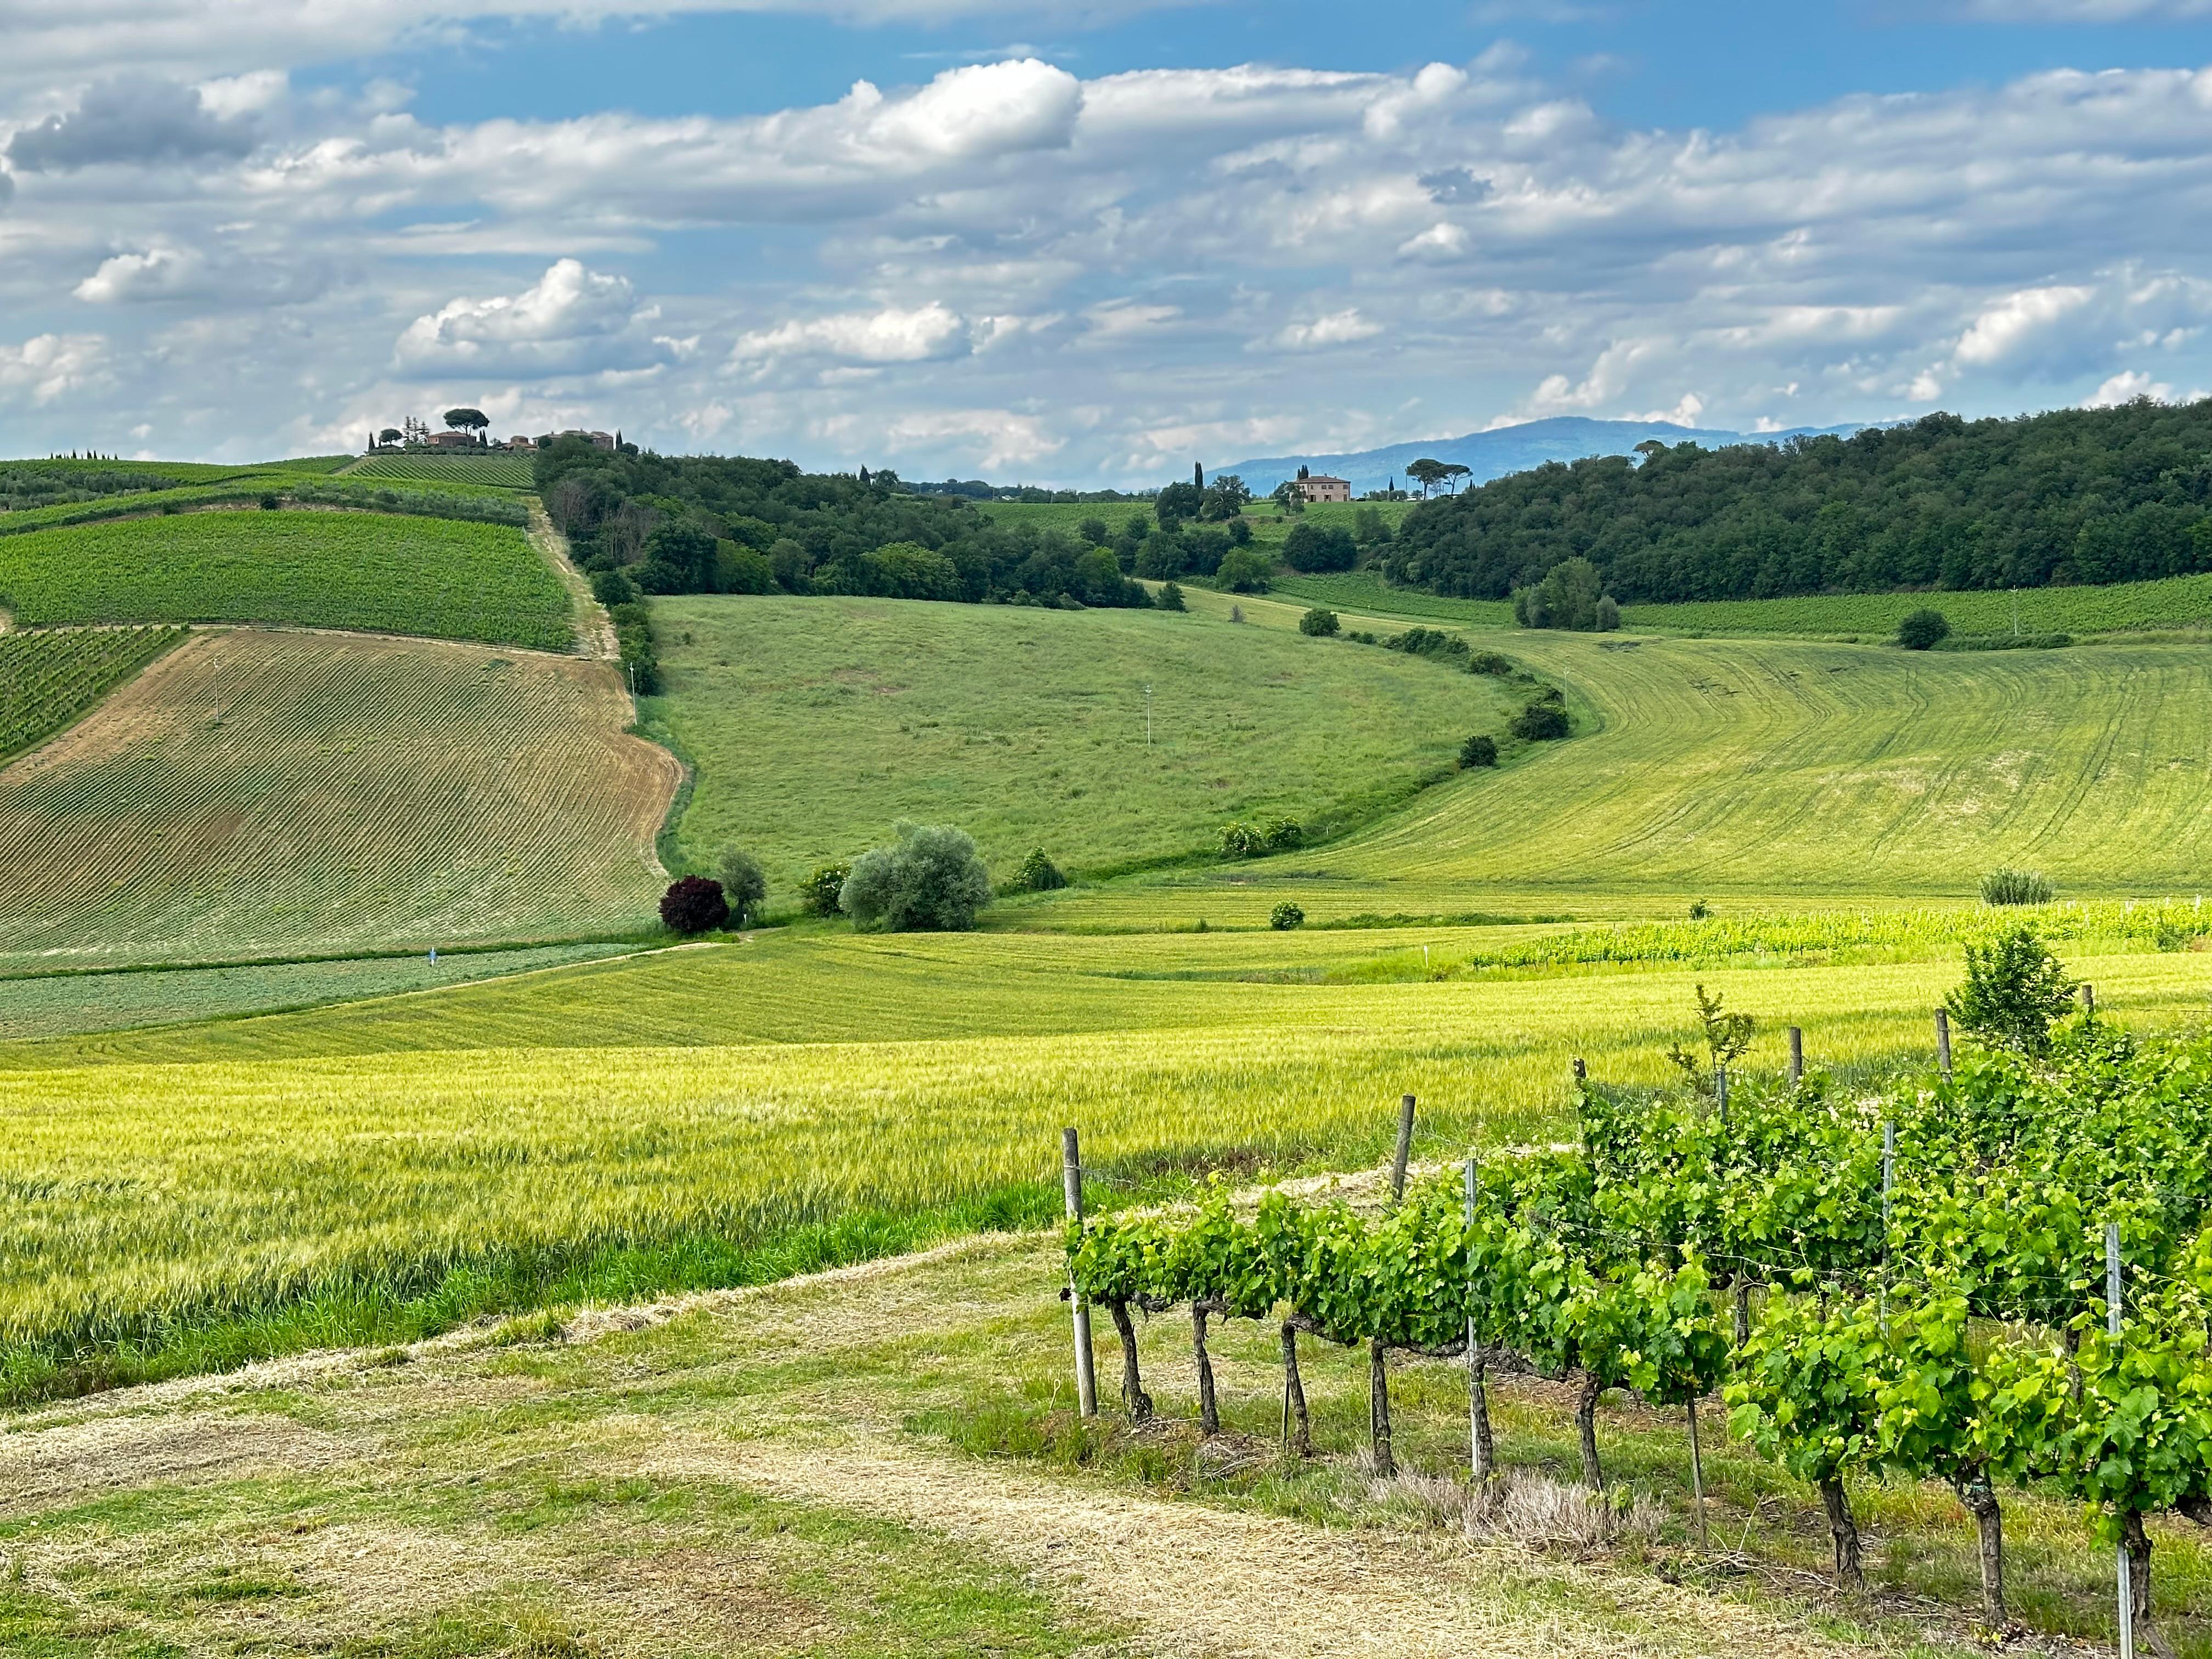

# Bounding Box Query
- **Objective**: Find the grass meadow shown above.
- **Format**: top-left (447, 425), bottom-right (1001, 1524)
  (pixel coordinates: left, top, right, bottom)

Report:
top-left (1036, 583), bottom-right (2212, 927)
top-left (0, 939), bottom-right (653, 1043)
top-left (647, 593), bottom-right (1515, 888)
top-left (0, 510), bottom-right (572, 647)
top-left (0, 630), bottom-right (678, 969)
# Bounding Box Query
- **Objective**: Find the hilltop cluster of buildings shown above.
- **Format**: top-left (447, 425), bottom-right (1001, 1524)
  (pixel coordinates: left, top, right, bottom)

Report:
top-left (368, 418), bottom-right (618, 455)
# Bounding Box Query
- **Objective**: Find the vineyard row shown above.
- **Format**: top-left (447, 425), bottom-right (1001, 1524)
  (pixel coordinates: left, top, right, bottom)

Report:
top-left (1064, 998), bottom-right (2212, 1650)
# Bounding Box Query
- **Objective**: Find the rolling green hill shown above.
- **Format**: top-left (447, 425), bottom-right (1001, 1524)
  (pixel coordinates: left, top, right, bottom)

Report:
top-left (647, 594), bottom-right (1518, 888)
top-left (1016, 583), bottom-right (2212, 925)
top-left (0, 510), bottom-right (573, 648)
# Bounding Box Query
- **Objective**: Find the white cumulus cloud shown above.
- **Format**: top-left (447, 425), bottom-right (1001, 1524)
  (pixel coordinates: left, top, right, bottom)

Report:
top-left (732, 302), bottom-right (970, 366)
top-left (1273, 308), bottom-right (1384, 350)
top-left (396, 258), bottom-right (670, 375)
top-left (0, 334), bottom-right (108, 403)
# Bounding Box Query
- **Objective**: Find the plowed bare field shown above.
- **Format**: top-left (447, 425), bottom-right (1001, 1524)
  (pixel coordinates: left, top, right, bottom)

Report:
top-left (0, 628), bottom-right (678, 968)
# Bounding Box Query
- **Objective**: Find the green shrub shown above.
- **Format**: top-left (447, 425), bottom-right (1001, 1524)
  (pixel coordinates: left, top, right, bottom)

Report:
top-left (591, 567), bottom-right (640, 607)
top-left (1459, 733), bottom-right (1498, 769)
top-left (1897, 608), bottom-right (1950, 650)
top-left (1595, 594), bottom-right (1621, 631)
top-left (1688, 899), bottom-right (1711, 921)
top-left (1386, 627), bottom-right (1469, 662)
top-left (1156, 580), bottom-right (1186, 611)
top-left (1299, 607), bottom-right (1340, 637)
top-left (1219, 821), bottom-right (1265, 857)
top-left (258, 493), bottom-right (281, 511)
top-left (800, 862), bottom-right (851, 917)
top-left (1949, 925), bottom-right (2078, 1055)
top-left (1215, 547), bottom-right (1273, 594)
top-left (715, 847), bottom-right (768, 927)
top-left (839, 822), bottom-right (994, 932)
top-left (1270, 901), bottom-right (1306, 930)
top-left (1015, 847), bottom-right (1068, 892)
top-left (1261, 815), bottom-right (1304, 851)
top-left (1466, 651), bottom-right (1515, 676)
top-left (1980, 866), bottom-right (2055, 906)
top-left (1510, 699), bottom-right (1570, 741)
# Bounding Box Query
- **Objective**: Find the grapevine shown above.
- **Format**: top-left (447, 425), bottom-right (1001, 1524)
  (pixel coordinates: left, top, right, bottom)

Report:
top-left (1066, 992), bottom-right (2212, 1649)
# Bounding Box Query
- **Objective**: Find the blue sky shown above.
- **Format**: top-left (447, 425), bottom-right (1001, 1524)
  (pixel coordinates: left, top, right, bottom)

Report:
top-left (3, 1), bottom-right (2211, 481)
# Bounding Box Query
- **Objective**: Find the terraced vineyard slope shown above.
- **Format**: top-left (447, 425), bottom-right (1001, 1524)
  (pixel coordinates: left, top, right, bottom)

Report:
top-left (0, 629), bottom-right (678, 969)
top-left (341, 452), bottom-right (536, 489)
top-left (0, 625), bottom-right (184, 761)
top-left (0, 510), bottom-right (572, 649)
top-left (651, 594), bottom-right (1516, 886)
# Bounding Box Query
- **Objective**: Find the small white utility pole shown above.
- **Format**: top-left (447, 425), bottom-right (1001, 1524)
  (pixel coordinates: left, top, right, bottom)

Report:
top-left (1144, 684), bottom-right (1152, 747)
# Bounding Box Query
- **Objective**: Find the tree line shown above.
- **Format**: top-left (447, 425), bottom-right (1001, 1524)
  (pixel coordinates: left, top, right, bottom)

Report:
top-left (535, 439), bottom-right (1152, 611)
top-left (1385, 400), bottom-right (2212, 604)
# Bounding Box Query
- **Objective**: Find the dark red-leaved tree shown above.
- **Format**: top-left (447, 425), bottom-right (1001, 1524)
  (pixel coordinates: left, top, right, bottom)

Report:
top-left (659, 875), bottom-right (729, 934)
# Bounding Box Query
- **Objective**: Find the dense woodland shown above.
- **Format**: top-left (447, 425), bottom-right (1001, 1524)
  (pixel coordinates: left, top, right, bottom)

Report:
top-left (534, 441), bottom-right (1151, 610)
top-left (1386, 400), bottom-right (2212, 602)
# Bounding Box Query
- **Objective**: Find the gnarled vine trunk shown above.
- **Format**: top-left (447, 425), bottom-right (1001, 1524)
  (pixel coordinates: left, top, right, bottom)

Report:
top-left (1192, 1302), bottom-right (1219, 1437)
top-left (2121, 1508), bottom-right (2175, 1658)
top-left (1279, 1322), bottom-right (1311, 1456)
top-left (1819, 1476), bottom-right (1864, 1588)
top-left (1369, 1338), bottom-right (1394, 1477)
top-left (1575, 1370), bottom-right (1605, 1491)
top-left (1108, 1300), bottom-right (1151, 1421)
top-left (1951, 1472), bottom-right (2005, 1629)
top-left (1734, 1280), bottom-right (1752, 1349)
top-left (1470, 1352), bottom-right (1494, 1484)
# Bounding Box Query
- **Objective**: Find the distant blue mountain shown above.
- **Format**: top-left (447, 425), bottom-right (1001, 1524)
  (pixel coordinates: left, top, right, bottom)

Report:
top-left (1217, 416), bottom-right (1865, 498)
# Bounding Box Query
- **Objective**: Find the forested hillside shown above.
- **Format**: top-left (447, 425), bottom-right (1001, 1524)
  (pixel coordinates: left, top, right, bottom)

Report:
top-left (1386, 400), bottom-right (2212, 602)
top-left (534, 438), bottom-right (1150, 608)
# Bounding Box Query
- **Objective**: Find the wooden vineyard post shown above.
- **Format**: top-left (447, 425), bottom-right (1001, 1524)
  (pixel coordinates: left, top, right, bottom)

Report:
top-left (1935, 1007), bottom-right (1952, 1078)
top-left (1687, 1395), bottom-right (1709, 1553)
top-left (1372, 1094), bottom-right (1415, 1479)
top-left (2084, 983), bottom-right (2097, 1018)
top-left (2109, 1222), bottom-right (2134, 1659)
top-left (1390, 1093), bottom-right (1416, 1200)
top-left (1465, 1153), bottom-right (1493, 1485)
top-left (1787, 1025), bottom-right (1803, 1085)
top-left (1062, 1127), bottom-right (1098, 1419)
top-left (1717, 1063), bottom-right (1728, 1127)
top-left (1572, 1056), bottom-right (1587, 1084)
